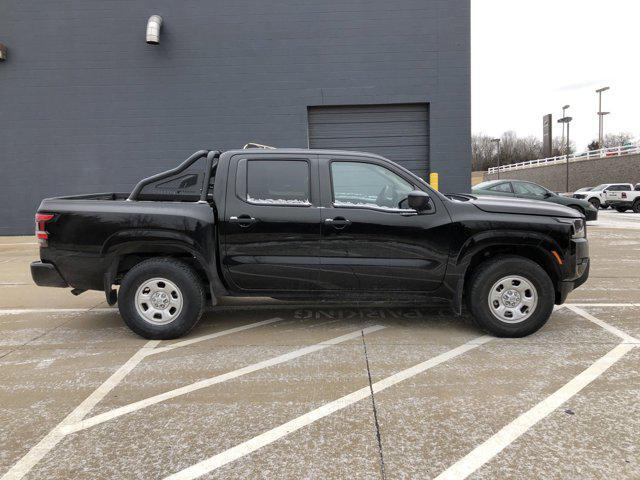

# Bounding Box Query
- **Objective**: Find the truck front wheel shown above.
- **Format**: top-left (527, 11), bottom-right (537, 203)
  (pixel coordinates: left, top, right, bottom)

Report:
top-left (118, 258), bottom-right (205, 339)
top-left (466, 256), bottom-right (554, 337)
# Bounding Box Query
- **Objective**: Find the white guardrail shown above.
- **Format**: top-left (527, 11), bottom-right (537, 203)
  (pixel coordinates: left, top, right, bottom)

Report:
top-left (487, 144), bottom-right (640, 174)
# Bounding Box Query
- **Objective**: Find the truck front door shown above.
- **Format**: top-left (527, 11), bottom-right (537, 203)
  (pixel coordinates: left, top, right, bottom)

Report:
top-left (318, 155), bottom-right (451, 292)
top-left (222, 153), bottom-right (322, 291)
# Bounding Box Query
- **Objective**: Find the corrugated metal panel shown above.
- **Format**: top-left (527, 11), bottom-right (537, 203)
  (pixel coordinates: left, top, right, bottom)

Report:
top-left (308, 104), bottom-right (429, 178)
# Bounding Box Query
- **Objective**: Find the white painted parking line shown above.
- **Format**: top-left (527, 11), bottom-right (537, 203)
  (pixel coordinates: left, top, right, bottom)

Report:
top-left (0, 340), bottom-right (160, 480)
top-left (433, 306), bottom-right (639, 480)
top-left (434, 342), bottom-right (636, 480)
top-left (62, 325), bottom-right (386, 435)
top-left (0, 308), bottom-right (117, 316)
top-left (162, 335), bottom-right (494, 480)
top-left (150, 318), bottom-right (283, 355)
top-left (0, 317), bottom-right (283, 479)
top-left (564, 303), bottom-right (640, 308)
top-left (1, 303), bottom-right (639, 317)
top-left (565, 305), bottom-right (639, 343)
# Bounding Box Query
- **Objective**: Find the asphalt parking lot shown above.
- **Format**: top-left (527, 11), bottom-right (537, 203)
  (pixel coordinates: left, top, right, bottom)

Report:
top-left (1, 209), bottom-right (639, 480)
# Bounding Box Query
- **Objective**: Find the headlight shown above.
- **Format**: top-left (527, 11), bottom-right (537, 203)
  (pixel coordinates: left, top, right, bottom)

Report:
top-left (556, 217), bottom-right (585, 238)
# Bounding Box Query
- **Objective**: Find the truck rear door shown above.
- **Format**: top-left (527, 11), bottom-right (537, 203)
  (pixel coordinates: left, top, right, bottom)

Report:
top-left (604, 184), bottom-right (632, 202)
top-left (221, 153), bottom-right (323, 291)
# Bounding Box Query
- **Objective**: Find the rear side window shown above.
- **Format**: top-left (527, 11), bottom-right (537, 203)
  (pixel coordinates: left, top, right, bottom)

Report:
top-left (488, 182), bottom-right (513, 193)
top-left (513, 182), bottom-right (547, 197)
top-left (246, 160), bottom-right (310, 205)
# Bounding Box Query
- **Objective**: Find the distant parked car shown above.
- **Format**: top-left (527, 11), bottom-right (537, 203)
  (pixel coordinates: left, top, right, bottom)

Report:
top-left (604, 184), bottom-right (640, 213)
top-left (572, 183), bottom-right (634, 209)
top-left (473, 180), bottom-right (598, 221)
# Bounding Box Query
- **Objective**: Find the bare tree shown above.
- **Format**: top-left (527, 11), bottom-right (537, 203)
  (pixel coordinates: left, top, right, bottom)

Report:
top-left (471, 133), bottom-right (496, 171)
top-left (603, 132), bottom-right (635, 148)
top-left (473, 130), bottom-right (584, 171)
top-left (552, 136), bottom-right (574, 156)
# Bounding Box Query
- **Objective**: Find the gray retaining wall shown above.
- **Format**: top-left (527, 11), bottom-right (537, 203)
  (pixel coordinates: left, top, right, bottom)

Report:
top-left (485, 153), bottom-right (640, 191)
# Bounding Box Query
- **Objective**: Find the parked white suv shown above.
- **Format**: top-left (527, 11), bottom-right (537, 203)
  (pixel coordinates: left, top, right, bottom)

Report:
top-left (573, 183), bottom-right (633, 209)
top-left (604, 184), bottom-right (640, 213)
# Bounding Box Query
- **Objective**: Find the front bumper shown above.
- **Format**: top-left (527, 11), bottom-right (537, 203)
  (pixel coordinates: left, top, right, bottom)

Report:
top-left (30, 261), bottom-right (68, 288)
top-left (557, 238), bottom-right (589, 304)
top-left (584, 208), bottom-right (598, 221)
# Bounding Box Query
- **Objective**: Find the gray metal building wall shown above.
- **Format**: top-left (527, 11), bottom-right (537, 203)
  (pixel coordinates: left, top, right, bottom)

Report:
top-left (0, 0), bottom-right (471, 235)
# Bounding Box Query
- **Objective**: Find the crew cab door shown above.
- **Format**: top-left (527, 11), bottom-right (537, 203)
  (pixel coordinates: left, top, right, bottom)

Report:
top-left (318, 155), bottom-right (451, 292)
top-left (604, 184), bottom-right (633, 202)
top-left (222, 153), bottom-right (322, 290)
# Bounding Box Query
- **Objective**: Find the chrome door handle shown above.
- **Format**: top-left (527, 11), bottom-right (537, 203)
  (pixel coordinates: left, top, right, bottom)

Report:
top-left (230, 215), bottom-right (257, 227)
top-left (325, 217), bottom-right (351, 230)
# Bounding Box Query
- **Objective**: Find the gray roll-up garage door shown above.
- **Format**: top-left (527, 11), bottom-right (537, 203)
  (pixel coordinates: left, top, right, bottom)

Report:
top-left (307, 103), bottom-right (429, 179)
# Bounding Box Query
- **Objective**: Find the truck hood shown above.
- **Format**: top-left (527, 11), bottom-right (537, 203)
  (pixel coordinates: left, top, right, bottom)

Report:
top-left (465, 195), bottom-right (582, 218)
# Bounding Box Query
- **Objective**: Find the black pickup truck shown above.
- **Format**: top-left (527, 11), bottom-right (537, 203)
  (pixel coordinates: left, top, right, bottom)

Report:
top-left (31, 148), bottom-right (589, 339)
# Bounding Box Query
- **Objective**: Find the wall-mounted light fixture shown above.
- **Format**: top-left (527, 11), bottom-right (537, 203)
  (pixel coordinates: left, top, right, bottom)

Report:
top-left (0, 43), bottom-right (7, 61)
top-left (146, 15), bottom-right (163, 45)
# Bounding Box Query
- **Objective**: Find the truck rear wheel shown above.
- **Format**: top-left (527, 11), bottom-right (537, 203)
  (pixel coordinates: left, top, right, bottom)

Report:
top-left (118, 258), bottom-right (205, 339)
top-left (633, 200), bottom-right (640, 213)
top-left (466, 256), bottom-right (554, 337)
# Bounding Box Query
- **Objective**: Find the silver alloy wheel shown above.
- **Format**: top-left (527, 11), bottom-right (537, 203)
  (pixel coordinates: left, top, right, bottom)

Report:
top-left (488, 275), bottom-right (538, 324)
top-left (134, 277), bottom-right (183, 325)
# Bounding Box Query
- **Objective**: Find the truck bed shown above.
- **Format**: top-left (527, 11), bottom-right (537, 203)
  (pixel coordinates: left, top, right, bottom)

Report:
top-left (49, 192), bottom-right (131, 201)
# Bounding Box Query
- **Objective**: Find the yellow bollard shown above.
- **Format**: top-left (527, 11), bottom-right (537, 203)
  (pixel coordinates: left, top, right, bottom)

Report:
top-left (429, 172), bottom-right (439, 191)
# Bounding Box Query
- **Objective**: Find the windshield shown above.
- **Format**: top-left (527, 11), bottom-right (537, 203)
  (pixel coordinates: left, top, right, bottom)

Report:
top-left (593, 184), bottom-right (608, 190)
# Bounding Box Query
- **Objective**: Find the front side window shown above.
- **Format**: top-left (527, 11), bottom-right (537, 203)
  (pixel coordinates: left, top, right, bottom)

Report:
top-left (513, 182), bottom-right (547, 197)
top-left (488, 182), bottom-right (513, 193)
top-left (246, 160), bottom-right (310, 205)
top-left (331, 161), bottom-right (413, 209)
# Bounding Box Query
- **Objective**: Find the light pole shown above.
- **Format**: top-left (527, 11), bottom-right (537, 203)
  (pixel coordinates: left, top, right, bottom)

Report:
top-left (561, 105), bottom-right (570, 153)
top-left (596, 87), bottom-right (610, 147)
top-left (491, 138), bottom-right (501, 179)
top-left (557, 116), bottom-right (572, 192)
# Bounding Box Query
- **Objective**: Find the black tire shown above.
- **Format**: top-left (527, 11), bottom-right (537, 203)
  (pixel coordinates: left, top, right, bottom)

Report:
top-left (633, 200), bottom-right (640, 214)
top-left (615, 207), bottom-right (628, 213)
top-left (588, 197), bottom-right (600, 209)
top-left (466, 256), bottom-right (555, 338)
top-left (118, 258), bottom-right (205, 339)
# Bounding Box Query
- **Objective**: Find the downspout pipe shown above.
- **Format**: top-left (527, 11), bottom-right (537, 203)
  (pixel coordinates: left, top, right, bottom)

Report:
top-left (146, 15), bottom-right (163, 45)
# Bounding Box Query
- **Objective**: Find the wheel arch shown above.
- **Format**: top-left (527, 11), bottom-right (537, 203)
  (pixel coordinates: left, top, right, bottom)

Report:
top-left (101, 230), bottom-right (227, 306)
top-left (452, 232), bottom-right (564, 313)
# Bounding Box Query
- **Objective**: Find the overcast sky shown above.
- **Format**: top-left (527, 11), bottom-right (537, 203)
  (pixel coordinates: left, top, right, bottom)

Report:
top-left (472, 0), bottom-right (640, 151)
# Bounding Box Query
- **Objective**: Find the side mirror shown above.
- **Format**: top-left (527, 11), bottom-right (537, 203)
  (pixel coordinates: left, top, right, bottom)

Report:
top-left (408, 190), bottom-right (432, 211)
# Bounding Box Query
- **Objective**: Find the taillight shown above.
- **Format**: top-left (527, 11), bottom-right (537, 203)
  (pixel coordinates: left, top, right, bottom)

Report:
top-left (35, 213), bottom-right (54, 246)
